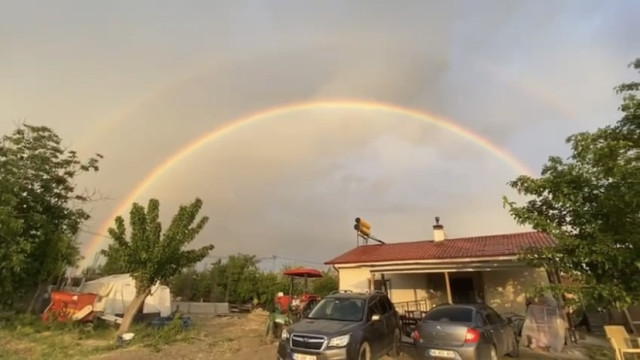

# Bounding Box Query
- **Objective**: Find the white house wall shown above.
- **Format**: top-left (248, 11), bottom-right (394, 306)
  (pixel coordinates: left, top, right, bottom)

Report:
top-left (482, 267), bottom-right (549, 315)
top-left (386, 274), bottom-right (428, 303)
top-left (337, 267), bottom-right (371, 292)
top-left (335, 264), bottom-right (550, 316)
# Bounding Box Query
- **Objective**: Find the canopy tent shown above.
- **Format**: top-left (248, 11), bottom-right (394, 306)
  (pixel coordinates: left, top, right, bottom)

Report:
top-left (79, 273), bottom-right (171, 316)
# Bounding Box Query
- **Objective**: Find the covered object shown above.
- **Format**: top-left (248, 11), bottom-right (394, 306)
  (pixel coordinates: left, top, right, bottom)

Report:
top-left (79, 273), bottom-right (171, 316)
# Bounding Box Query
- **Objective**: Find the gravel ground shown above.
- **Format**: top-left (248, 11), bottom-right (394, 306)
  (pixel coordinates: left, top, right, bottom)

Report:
top-left (89, 311), bottom-right (610, 360)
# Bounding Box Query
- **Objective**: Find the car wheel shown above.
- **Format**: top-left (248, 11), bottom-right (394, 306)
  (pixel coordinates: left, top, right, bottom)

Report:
top-left (490, 345), bottom-right (498, 360)
top-left (272, 323), bottom-right (283, 339)
top-left (387, 329), bottom-right (401, 357)
top-left (358, 341), bottom-right (371, 360)
top-left (508, 335), bottom-right (520, 357)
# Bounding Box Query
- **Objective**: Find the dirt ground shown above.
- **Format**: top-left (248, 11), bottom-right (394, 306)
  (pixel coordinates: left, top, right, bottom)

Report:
top-left (88, 310), bottom-right (611, 360)
top-left (89, 310), bottom-right (411, 360)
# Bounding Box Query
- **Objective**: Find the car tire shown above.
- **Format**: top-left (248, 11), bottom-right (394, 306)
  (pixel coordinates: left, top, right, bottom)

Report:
top-left (358, 341), bottom-right (371, 360)
top-left (387, 329), bottom-right (401, 357)
top-left (508, 335), bottom-right (520, 357)
top-left (272, 323), bottom-right (283, 339)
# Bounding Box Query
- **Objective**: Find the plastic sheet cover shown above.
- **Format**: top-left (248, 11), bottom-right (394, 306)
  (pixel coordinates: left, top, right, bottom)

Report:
top-left (521, 300), bottom-right (566, 353)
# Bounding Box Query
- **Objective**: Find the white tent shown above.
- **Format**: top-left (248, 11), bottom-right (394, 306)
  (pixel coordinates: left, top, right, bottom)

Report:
top-left (79, 273), bottom-right (172, 317)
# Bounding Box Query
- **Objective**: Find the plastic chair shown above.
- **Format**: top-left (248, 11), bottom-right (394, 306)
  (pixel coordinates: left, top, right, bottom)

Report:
top-left (604, 325), bottom-right (640, 360)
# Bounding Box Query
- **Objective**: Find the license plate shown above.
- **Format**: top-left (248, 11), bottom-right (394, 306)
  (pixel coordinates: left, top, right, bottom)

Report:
top-left (292, 353), bottom-right (316, 360)
top-left (428, 349), bottom-right (455, 358)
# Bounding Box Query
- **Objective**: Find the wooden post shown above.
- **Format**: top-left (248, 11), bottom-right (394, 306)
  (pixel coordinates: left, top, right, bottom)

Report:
top-left (370, 272), bottom-right (375, 292)
top-left (444, 271), bottom-right (453, 304)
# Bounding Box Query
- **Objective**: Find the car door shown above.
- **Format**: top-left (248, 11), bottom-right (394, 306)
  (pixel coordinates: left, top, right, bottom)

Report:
top-left (366, 298), bottom-right (386, 356)
top-left (380, 296), bottom-right (398, 342)
top-left (483, 307), bottom-right (507, 355)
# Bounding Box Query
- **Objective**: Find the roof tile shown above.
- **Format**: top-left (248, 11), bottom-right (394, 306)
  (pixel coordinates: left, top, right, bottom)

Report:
top-left (324, 231), bottom-right (555, 265)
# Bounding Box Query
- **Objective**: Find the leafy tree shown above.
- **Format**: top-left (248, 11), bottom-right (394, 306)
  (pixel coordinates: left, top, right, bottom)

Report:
top-left (311, 269), bottom-right (339, 296)
top-left (504, 59), bottom-right (640, 309)
top-left (0, 124), bottom-right (101, 310)
top-left (99, 243), bottom-right (128, 275)
top-left (101, 198), bottom-right (214, 334)
top-left (254, 272), bottom-right (288, 311)
top-left (217, 254), bottom-right (261, 303)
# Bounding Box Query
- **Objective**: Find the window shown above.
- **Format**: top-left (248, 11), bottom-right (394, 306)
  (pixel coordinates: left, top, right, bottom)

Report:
top-left (380, 296), bottom-right (395, 314)
top-left (484, 308), bottom-right (505, 325)
top-left (377, 296), bottom-right (391, 314)
top-left (474, 312), bottom-right (486, 327)
top-left (367, 299), bottom-right (383, 321)
top-left (307, 298), bottom-right (365, 322)
top-left (369, 278), bottom-right (391, 296)
top-left (424, 306), bottom-right (473, 323)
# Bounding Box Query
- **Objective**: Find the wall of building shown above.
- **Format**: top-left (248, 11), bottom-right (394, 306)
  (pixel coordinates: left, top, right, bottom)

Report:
top-left (386, 273), bottom-right (428, 303)
top-left (336, 267), bottom-right (371, 292)
top-left (336, 264), bottom-right (549, 316)
top-left (482, 267), bottom-right (549, 315)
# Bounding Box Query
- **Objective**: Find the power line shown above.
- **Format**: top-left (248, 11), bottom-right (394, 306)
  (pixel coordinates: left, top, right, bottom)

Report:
top-left (78, 228), bottom-right (111, 239)
top-left (203, 254), bottom-right (325, 265)
top-left (77, 229), bottom-right (327, 266)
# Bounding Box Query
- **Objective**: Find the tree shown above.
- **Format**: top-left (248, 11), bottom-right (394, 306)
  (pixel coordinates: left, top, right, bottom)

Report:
top-left (0, 124), bottom-right (101, 310)
top-left (504, 58), bottom-right (640, 309)
top-left (217, 254), bottom-right (261, 303)
top-left (101, 198), bottom-right (214, 334)
top-left (311, 269), bottom-right (339, 296)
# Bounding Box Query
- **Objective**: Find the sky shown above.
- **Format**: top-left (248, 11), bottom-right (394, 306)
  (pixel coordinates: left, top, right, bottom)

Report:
top-left (1, 0), bottom-right (639, 271)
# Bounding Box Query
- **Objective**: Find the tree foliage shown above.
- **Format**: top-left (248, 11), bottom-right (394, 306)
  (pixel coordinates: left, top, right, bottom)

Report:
top-left (504, 59), bottom-right (640, 308)
top-left (169, 257), bottom-right (338, 311)
top-left (0, 124), bottom-right (101, 310)
top-left (101, 197), bottom-right (214, 333)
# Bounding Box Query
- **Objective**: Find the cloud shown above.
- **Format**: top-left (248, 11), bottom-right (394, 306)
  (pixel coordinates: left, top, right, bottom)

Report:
top-left (0, 0), bottom-right (636, 267)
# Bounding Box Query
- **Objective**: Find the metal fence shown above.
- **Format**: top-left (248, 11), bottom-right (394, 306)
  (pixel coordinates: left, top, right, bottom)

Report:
top-left (171, 301), bottom-right (229, 316)
top-left (394, 299), bottom-right (429, 315)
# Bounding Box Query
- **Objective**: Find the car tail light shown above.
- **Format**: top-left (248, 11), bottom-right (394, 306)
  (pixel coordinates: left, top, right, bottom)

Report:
top-left (412, 329), bottom-right (421, 340)
top-left (464, 328), bottom-right (480, 343)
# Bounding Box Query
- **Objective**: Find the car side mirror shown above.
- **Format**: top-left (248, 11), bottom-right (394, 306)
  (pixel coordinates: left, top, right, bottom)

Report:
top-left (371, 314), bottom-right (381, 322)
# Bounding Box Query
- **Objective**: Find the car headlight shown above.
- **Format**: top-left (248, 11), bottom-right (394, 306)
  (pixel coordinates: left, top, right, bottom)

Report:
top-left (328, 334), bottom-right (350, 347)
top-left (281, 329), bottom-right (290, 341)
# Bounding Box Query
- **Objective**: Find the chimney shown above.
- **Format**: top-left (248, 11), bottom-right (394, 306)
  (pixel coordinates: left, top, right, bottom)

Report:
top-left (433, 216), bottom-right (445, 242)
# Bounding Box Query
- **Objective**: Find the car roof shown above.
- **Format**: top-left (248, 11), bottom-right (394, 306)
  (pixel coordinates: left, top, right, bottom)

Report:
top-left (325, 290), bottom-right (388, 300)
top-left (430, 303), bottom-right (492, 311)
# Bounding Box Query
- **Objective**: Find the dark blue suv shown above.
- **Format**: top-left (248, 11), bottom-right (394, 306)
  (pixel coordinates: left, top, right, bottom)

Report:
top-left (277, 290), bottom-right (401, 360)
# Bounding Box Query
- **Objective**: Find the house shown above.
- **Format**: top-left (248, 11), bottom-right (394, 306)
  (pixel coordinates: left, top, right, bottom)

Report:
top-left (324, 218), bottom-right (556, 316)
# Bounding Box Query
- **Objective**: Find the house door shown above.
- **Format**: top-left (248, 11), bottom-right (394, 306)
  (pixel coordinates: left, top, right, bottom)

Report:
top-left (449, 276), bottom-right (476, 304)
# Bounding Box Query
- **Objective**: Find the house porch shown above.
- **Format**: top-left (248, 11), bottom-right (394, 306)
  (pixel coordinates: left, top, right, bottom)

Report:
top-left (365, 262), bottom-right (549, 317)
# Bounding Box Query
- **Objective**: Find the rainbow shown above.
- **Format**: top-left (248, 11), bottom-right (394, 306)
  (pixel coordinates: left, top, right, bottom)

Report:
top-left (78, 99), bottom-right (533, 269)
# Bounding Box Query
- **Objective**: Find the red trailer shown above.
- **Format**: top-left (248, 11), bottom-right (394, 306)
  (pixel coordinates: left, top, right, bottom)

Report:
top-left (41, 291), bottom-right (98, 323)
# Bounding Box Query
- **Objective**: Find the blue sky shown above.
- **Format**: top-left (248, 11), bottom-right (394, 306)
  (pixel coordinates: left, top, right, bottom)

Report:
top-left (1, 0), bottom-right (638, 270)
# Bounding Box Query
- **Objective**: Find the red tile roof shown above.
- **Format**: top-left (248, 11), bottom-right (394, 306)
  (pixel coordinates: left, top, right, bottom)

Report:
top-left (325, 231), bottom-right (555, 265)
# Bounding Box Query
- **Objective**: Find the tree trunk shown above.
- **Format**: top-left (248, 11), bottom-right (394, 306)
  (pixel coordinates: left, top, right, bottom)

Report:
top-left (26, 283), bottom-right (45, 314)
top-left (117, 287), bottom-right (151, 335)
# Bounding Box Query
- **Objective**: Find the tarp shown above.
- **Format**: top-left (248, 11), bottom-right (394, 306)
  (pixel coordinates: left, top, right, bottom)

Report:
top-left (521, 298), bottom-right (566, 353)
top-left (79, 273), bottom-right (171, 316)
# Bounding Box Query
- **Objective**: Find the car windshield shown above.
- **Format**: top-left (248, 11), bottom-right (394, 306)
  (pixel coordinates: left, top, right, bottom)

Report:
top-left (424, 306), bottom-right (474, 323)
top-left (307, 298), bottom-right (365, 322)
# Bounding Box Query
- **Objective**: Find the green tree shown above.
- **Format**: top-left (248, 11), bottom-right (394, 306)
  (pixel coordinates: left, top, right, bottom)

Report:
top-left (99, 243), bottom-right (128, 275)
top-left (0, 124), bottom-right (101, 310)
top-left (217, 254), bottom-right (261, 303)
top-left (311, 269), bottom-right (339, 296)
top-left (101, 198), bottom-right (214, 334)
top-left (504, 59), bottom-right (640, 308)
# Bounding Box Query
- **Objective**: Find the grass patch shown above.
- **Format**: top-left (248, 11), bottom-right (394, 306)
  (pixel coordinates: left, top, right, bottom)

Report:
top-left (0, 313), bottom-right (195, 359)
top-left (584, 344), bottom-right (614, 360)
top-left (127, 315), bottom-right (195, 353)
top-left (0, 313), bottom-right (116, 360)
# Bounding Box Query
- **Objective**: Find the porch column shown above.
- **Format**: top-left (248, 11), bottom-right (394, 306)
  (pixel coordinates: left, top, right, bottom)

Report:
top-left (444, 271), bottom-right (453, 304)
top-left (370, 272), bottom-right (375, 291)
